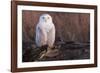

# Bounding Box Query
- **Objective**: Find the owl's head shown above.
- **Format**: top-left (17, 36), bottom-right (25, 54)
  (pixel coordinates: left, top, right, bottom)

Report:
top-left (39, 14), bottom-right (53, 23)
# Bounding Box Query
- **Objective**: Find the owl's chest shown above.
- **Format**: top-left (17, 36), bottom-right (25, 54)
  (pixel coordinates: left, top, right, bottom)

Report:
top-left (42, 23), bottom-right (53, 32)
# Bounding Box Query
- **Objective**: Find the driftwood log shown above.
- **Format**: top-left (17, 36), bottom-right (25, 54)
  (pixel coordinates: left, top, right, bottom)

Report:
top-left (22, 41), bottom-right (90, 62)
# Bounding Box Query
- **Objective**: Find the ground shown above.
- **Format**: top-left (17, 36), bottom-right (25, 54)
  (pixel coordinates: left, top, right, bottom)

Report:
top-left (22, 41), bottom-right (90, 62)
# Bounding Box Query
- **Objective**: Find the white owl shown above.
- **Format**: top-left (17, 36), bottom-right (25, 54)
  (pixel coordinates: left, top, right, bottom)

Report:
top-left (35, 14), bottom-right (55, 49)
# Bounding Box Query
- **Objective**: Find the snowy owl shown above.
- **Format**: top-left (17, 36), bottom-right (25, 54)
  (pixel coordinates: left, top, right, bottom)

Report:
top-left (35, 14), bottom-right (55, 49)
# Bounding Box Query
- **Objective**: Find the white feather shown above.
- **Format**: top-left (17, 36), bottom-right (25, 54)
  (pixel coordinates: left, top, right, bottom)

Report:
top-left (35, 14), bottom-right (55, 47)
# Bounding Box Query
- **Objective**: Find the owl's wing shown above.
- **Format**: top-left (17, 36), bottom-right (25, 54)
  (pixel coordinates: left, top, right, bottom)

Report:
top-left (47, 24), bottom-right (55, 47)
top-left (36, 24), bottom-right (47, 47)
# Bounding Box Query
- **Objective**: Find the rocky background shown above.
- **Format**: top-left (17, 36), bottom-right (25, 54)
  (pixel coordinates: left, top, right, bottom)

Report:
top-left (22, 10), bottom-right (90, 62)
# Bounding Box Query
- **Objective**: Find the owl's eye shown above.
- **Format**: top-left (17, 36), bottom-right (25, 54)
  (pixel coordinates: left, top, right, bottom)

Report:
top-left (47, 17), bottom-right (49, 19)
top-left (42, 17), bottom-right (45, 19)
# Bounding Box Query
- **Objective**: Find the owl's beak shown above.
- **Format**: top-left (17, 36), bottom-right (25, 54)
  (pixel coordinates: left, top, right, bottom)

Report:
top-left (45, 19), bottom-right (47, 22)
